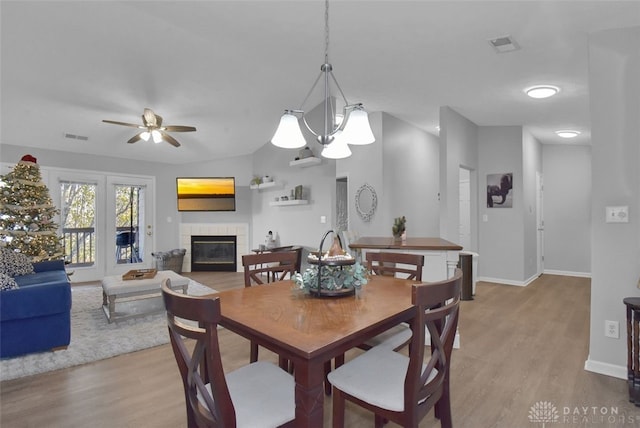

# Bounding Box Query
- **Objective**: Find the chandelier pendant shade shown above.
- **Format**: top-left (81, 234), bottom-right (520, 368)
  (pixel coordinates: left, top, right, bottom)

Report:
top-left (270, 0), bottom-right (374, 158)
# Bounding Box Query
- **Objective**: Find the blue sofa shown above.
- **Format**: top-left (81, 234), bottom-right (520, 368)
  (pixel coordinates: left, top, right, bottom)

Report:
top-left (0, 259), bottom-right (72, 358)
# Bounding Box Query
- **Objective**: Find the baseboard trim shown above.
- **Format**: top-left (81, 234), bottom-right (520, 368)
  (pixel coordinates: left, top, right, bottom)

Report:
top-left (544, 269), bottom-right (592, 278)
top-left (584, 357), bottom-right (626, 380)
top-left (477, 276), bottom-right (527, 287)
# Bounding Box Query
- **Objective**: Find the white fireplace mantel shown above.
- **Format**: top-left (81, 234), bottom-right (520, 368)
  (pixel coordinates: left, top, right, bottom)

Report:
top-left (179, 223), bottom-right (249, 273)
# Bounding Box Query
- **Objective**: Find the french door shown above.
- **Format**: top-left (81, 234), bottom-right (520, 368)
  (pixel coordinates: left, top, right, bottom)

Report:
top-left (54, 170), bottom-right (154, 282)
top-left (106, 176), bottom-right (154, 277)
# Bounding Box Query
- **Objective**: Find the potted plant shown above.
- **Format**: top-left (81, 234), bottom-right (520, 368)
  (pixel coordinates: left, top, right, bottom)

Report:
top-left (392, 216), bottom-right (407, 240)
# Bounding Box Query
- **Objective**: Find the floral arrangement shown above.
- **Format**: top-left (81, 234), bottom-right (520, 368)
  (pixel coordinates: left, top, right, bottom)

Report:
top-left (293, 262), bottom-right (369, 294)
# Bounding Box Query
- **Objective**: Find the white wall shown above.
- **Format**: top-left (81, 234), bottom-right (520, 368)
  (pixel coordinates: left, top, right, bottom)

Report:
top-left (478, 126), bottom-right (525, 283)
top-left (439, 107), bottom-right (479, 247)
top-left (542, 144), bottom-right (591, 276)
top-left (249, 140), bottom-right (335, 251)
top-left (337, 112), bottom-right (386, 236)
top-left (381, 113), bottom-right (440, 237)
top-left (586, 26), bottom-right (640, 379)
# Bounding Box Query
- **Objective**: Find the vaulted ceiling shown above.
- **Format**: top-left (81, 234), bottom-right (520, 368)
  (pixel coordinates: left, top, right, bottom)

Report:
top-left (2, 1), bottom-right (639, 164)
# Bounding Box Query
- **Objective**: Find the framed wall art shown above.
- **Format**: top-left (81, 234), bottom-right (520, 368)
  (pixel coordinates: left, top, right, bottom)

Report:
top-left (486, 173), bottom-right (513, 208)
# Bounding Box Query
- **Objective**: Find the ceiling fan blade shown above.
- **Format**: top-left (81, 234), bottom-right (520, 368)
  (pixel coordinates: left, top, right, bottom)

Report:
top-left (102, 120), bottom-right (142, 129)
top-left (161, 132), bottom-right (181, 147)
top-left (127, 133), bottom-right (143, 144)
top-left (163, 125), bottom-right (196, 132)
top-left (143, 108), bottom-right (158, 127)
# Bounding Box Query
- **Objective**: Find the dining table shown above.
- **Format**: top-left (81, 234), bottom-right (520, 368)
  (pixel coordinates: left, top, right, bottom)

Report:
top-left (215, 275), bottom-right (420, 428)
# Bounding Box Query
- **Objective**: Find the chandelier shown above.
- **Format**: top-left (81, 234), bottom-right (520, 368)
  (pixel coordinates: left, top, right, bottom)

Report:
top-left (270, 0), bottom-right (375, 159)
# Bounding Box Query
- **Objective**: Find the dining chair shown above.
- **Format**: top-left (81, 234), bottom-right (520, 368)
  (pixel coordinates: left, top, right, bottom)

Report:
top-left (270, 245), bottom-right (303, 275)
top-left (161, 279), bottom-right (295, 428)
top-left (328, 268), bottom-right (463, 428)
top-left (362, 251), bottom-right (425, 350)
top-left (323, 252), bottom-right (426, 396)
top-left (242, 251), bottom-right (298, 364)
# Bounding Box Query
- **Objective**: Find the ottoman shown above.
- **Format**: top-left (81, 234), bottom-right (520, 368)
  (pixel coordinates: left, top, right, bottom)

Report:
top-left (101, 270), bottom-right (190, 323)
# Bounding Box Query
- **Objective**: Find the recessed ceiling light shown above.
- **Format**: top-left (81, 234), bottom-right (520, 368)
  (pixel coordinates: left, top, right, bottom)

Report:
top-left (525, 85), bottom-right (560, 99)
top-left (555, 130), bottom-right (581, 138)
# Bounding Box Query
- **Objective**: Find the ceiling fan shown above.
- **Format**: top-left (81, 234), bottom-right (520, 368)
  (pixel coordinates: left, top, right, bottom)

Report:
top-left (102, 108), bottom-right (196, 147)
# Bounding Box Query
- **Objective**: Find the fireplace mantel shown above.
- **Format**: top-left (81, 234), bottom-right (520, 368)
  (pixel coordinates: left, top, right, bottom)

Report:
top-left (179, 223), bottom-right (249, 273)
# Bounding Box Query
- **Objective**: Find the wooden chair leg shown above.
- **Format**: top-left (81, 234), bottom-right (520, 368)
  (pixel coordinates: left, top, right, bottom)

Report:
top-left (374, 414), bottom-right (387, 428)
top-left (250, 342), bottom-right (258, 363)
top-left (435, 379), bottom-right (453, 428)
top-left (332, 388), bottom-right (346, 428)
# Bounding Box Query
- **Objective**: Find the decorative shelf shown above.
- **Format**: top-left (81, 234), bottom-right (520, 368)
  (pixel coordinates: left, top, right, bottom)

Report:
top-left (269, 199), bottom-right (309, 207)
top-left (250, 181), bottom-right (278, 190)
top-left (289, 157), bottom-right (321, 168)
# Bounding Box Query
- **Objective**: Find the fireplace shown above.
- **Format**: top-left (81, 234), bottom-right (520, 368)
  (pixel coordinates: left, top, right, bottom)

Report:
top-left (191, 235), bottom-right (237, 272)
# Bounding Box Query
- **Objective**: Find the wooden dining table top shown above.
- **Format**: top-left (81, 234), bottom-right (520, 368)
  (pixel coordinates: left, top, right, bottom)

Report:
top-left (215, 275), bottom-right (418, 361)
top-left (213, 275), bottom-right (421, 427)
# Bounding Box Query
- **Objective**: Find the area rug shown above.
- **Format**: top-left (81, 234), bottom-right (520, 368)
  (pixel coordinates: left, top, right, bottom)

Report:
top-left (0, 280), bottom-right (216, 381)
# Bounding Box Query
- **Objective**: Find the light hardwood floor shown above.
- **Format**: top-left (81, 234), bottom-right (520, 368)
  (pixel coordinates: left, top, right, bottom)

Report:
top-left (1, 272), bottom-right (636, 427)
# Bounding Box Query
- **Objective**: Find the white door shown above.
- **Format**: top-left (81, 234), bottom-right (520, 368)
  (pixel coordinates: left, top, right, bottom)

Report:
top-left (536, 172), bottom-right (544, 275)
top-left (106, 176), bottom-right (155, 276)
top-left (458, 167), bottom-right (471, 250)
top-left (56, 172), bottom-right (105, 283)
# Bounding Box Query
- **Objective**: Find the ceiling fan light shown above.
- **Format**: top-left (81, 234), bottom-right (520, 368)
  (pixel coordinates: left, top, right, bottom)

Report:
top-left (321, 132), bottom-right (352, 159)
top-left (140, 131), bottom-right (151, 141)
top-left (341, 108), bottom-right (375, 145)
top-left (151, 130), bottom-right (163, 143)
top-left (271, 111), bottom-right (306, 149)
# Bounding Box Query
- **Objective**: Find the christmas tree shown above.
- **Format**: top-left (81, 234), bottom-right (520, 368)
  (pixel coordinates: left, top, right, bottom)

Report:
top-left (0, 154), bottom-right (64, 262)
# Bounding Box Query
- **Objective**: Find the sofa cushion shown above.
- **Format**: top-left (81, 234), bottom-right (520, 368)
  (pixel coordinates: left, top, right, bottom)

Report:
top-left (13, 270), bottom-right (68, 288)
top-left (0, 278), bottom-right (71, 321)
top-left (0, 273), bottom-right (19, 291)
top-left (0, 248), bottom-right (35, 277)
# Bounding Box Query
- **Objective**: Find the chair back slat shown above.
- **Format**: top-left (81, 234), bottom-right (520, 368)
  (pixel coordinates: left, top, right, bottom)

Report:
top-left (242, 251), bottom-right (299, 286)
top-left (366, 251), bottom-right (425, 281)
top-left (162, 279), bottom-right (236, 427)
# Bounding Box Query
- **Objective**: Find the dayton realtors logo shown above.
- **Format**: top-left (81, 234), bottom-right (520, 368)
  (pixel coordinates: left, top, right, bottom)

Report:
top-left (529, 401), bottom-right (560, 427)
top-left (529, 401), bottom-right (637, 426)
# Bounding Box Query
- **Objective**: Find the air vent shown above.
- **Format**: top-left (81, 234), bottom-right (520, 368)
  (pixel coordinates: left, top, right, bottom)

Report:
top-left (488, 35), bottom-right (520, 53)
top-left (64, 133), bottom-right (89, 141)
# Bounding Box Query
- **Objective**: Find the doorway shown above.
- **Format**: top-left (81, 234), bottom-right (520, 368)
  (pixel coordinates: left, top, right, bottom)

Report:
top-left (536, 171), bottom-right (544, 275)
top-left (52, 169), bottom-right (154, 281)
top-left (336, 177), bottom-right (348, 233)
top-left (107, 176), bottom-right (154, 276)
top-left (458, 167), bottom-right (471, 250)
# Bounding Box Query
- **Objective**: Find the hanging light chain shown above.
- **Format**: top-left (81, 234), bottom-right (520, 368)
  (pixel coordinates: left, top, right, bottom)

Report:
top-left (324, 0), bottom-right (330, 63)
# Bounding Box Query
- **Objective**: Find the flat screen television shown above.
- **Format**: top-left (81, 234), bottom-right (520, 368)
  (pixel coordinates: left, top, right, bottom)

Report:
top-left (176, 177), bottom-right (236, 212)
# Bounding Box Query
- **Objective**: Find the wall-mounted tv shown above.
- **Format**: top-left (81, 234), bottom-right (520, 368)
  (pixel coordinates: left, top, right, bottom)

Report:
top-left (176, 177), bottom-right (236, 212)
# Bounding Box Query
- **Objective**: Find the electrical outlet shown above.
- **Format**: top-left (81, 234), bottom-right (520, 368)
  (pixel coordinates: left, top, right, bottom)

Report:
top-left (605, 320), bottom-right (620, 339)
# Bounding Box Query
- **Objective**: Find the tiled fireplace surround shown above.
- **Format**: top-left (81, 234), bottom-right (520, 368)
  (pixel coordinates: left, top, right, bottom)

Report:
top-left (179, 223), bottom-right (249, 273)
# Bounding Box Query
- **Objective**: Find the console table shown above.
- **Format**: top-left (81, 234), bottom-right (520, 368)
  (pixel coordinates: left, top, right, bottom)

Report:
top-left (349, 237), bottom-right (462, 281)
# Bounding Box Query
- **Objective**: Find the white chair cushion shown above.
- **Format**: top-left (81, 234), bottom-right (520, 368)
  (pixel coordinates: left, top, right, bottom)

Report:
top-left (364, 323), bottom-right (412, 350)
top-left (327, 347), bottom-right (436, 412)
top-left (200, 361), bottom-right (295, 427)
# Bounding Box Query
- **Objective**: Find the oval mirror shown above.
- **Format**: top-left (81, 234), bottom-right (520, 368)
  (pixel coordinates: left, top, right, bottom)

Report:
top-left (355, 183), bottom-right (377, 222)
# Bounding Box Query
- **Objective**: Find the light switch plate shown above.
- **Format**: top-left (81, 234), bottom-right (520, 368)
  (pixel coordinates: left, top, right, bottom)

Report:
top-left (606, 206), bottom-right (629, 223)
